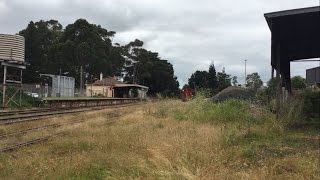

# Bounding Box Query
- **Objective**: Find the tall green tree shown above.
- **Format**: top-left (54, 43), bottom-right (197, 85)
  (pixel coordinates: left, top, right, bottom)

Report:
top-left (122, 39), bottom-right (144, 84)
top-left (232, 76), bottom-right (238, 86)
top-left (60, 19), bottom-right (123, 81)
top-left (246, 72), bottom-right (263, 92)
top-left (188, 71), bottom-right (209, 89)
top-left (217, 68), bottom-right (231, 91)
top-left (18, 19), bottom-right (179, 96)
top-left (207, 63), bottom-right (218, 90)
top-left (291, 76), bottom-right (306, 90)
top-left (19, 20), bottom-right (63, 83)
top-left (266, 78), bottom-right (278, 98)
top-left (122, 40), bottom-right (180, 96)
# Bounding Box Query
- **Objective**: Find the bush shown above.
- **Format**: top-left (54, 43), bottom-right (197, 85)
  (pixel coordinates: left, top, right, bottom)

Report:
top-left (177, 93), bottom-right (254, 125)
top-left (275, 88), bottom-right (320, 128)
top-left (302, 88), bottom-right (320, 121)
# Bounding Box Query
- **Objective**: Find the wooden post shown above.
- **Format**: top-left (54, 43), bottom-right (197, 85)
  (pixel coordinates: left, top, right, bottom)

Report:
top-left (276, 44), bottom-right (282, 119)
top-left (80, 66), bottom-right (83, 96)
top-left (2, 65), bottom-right (7, 108)
top-left (20, 69), bottom-right (22, 106)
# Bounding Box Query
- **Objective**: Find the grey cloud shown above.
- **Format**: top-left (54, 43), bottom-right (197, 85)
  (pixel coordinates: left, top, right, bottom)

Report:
top-left (1, 0), bottom-right (319, 86)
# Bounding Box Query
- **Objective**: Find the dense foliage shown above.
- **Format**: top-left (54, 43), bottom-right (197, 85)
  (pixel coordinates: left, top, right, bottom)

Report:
top-left (121, 39), bottom-right (180, 96)
top-left (291, 76), bottom-right (306, 90)
top-left (246, 72), bottom-right (263, 92)
top-left (188, 63), bottom-right (231, 94)
top-left (18, 19), bottom-right (179, 96)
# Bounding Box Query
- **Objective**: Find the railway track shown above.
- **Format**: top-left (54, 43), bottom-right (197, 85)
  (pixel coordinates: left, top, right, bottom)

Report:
top-left (0, 110), bottom-right (130, 152)
top-left (0, 136), bottom-right (51, 152)
top-left (0, 108), bottom-right (53, 116)
top-left (0, 103), bottom-right (140, 125)
top-left (0, 123), bottom-right (60, 139)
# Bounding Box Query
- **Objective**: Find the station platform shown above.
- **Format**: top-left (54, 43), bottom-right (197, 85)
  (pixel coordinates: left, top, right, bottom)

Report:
top-left (41, 97), bottom-right (142, 108)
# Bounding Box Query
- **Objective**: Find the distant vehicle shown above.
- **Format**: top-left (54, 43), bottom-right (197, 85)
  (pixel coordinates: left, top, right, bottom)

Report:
top-left (25, 92), bottom-right (39, 98)
top-left (181, 86), bottom-right (193, 101)
top-left (31, 93), bottom-right (39, 98)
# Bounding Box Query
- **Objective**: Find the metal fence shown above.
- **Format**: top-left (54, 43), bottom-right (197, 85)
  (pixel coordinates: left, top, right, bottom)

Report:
top-left (20, 84), bottom-right (85, 98)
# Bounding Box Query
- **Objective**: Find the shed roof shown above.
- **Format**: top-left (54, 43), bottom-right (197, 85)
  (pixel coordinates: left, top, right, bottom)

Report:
top-left (264, 6), bottom-right (320, 91)
top-left (265, 6), bottom-right (320, 62)
top-left (91, 77), bottom-right (124, 86)
top-left (265, 6), bottom-right (320, 19)
top-left (114, 84), bottom-right (149, 89)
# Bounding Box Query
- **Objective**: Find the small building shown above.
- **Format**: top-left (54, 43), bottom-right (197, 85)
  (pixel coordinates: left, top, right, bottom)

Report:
top-left (86, 77), bottom-right (120, 97)
top-left (86, 76), bottom-right (148, 98)
top-left (306, 66), bottom-right (320, 86)
top-left (40, 74), bottom-right (75, 98)
top-left (113, 84), bottom-right (148, 98)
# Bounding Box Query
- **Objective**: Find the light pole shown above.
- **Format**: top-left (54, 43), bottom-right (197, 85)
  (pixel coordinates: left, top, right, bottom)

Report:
top-left (244, 59), bottom-right (247, 87)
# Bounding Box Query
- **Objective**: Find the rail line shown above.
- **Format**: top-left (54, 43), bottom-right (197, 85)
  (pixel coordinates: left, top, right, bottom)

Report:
top-left (0, 112), bottom-right (128, 152)
top-left (0, 103), bottom-right (140, 125)
top-left (0, 137), bottom-right (51, 152)
top-left (0, 107), bottom-right (87, 116)
top-left (0, 123), bottom-right (60, 139)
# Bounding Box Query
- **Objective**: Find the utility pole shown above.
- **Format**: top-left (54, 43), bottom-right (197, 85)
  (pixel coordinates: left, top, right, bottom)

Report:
top-left (91, 75), bottom-right (93, 97)
top-left (244, 59), bottom-right (247, 86)
top-left (80, 66), bottom-right (83, 96)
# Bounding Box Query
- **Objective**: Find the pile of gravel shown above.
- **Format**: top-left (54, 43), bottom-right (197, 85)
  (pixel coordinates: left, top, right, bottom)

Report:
top-left (212, 86), bottom-right (254, 102)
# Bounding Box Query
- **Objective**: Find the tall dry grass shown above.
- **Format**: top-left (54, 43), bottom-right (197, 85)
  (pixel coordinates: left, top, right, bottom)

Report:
top-left (0, 99), bottom-right (318, 179)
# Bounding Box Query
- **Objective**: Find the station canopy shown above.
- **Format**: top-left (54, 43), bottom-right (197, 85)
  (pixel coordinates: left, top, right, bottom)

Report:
top-left (264, 6), bottom-right (320, 91)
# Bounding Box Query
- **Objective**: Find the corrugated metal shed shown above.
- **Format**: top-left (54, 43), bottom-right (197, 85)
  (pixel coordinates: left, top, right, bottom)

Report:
top-left (40, 74), bottom-right (75, 97)
top-left (306, 66), bottom-right (320, 85)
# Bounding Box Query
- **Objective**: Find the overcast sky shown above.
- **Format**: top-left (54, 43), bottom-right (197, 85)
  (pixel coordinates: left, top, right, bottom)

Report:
top-left (1, 0), bottom-right (319, 86)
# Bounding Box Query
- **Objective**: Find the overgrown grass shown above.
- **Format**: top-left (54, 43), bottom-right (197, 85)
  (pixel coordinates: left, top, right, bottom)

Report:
top-left (147, 96), bottom-right (319, 178)
top-left (0, 99), bottom-right (318, 179)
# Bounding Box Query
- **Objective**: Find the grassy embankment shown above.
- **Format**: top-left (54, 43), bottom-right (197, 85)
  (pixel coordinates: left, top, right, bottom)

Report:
top-left (0, 97), bottom-right (319, 179)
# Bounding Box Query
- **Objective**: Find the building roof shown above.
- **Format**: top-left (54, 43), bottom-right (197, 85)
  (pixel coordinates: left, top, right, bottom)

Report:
top-left (114, 83), bottom-right (149, 89)
top-left (265, 6), bottom-right (320, 61)
top-left (264, 6), bottom-right (320, 91)
top-left (264, 6), bottom-right (320, 19)
top-left (88, 77), bottom-right (148, 89)
top-left (91, 77), bottom-right (124, 86)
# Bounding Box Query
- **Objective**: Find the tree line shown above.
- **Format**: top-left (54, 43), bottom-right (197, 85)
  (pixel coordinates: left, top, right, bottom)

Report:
top-left (18, 19), bottom-right (180, 96)
top-left (187, 64), bottom-right (233, 94)
top-left (187, 62), bottom-right (306, 96)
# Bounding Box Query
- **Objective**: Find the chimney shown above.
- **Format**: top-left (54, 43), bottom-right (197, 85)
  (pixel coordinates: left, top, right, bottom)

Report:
top-left (100, 72), bottom-right (103, 81)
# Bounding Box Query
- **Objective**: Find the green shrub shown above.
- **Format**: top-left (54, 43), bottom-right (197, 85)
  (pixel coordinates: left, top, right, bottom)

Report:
top-left (302, 89), bottom-right (320, 120)
top-left (279, 88), bottom-right (320, 128)
top-left (175, 93), bottom-right (256, 126)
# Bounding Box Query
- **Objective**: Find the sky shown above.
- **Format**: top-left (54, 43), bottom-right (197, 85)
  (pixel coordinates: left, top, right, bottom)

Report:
top-left (1, 0), bottom-right (319, 86)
